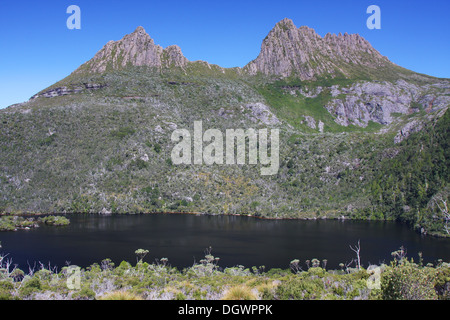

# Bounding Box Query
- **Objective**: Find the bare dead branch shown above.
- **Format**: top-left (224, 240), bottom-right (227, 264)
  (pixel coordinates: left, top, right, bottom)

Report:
top-left (349, 240), bottom-right (361, 270)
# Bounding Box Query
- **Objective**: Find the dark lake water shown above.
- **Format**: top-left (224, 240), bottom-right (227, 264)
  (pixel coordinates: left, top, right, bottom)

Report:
top-left (1, 214), bottom-right (449, 271)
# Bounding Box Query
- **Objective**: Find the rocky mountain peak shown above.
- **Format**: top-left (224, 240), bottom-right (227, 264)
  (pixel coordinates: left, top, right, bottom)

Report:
top-left (244, 18), bottom-right (392, 80)
top-left (123, 26), bottom-right (153, 44)
top-left (163, 45), bottom-right (189, 68)
top-left (274, 17), bottom-right (297, 30)
top-left (134, 26), bottom-right (146, 34)
top-left (74, 26), bottom-right (188, 74)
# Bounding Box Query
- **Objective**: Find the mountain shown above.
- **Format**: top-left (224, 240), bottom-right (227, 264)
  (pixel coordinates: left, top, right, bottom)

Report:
top-left (73, 19), bottom-right (409, 80)
top-left (244, 18), bottom-right (396, 80)
top-left (1, 18), bottom-right (449, 236)
top-left (74, 26), bottom-right (188, 74)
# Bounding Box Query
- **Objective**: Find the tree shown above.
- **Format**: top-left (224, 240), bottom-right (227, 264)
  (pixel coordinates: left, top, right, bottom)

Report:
top-left (135, 249), bottom-right (149, 263)
top-left (435, 197), bottom-right (449, 235)
top-left (350, 240), bottom-right (361, 270)
top-left (289, 259), bottom-right (301, 274)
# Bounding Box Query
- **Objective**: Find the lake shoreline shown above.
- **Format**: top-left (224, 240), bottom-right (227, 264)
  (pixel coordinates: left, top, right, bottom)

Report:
top-left (0, 210), bottom-right (354, 221)
top-left (1, 210), bottom-right (449, 238)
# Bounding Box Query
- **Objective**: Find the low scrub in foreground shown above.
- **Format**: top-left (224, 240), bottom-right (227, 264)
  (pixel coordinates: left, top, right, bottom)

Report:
top-left (0, 247), bottom-right (448, 301)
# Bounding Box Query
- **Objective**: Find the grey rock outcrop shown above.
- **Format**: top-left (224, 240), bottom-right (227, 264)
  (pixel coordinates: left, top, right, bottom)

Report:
top-left (242, 103), bottom-right (281, 125)
top-left (394, 107), bottom-right (448, 143)
top-left (31, 83), bottom-right (107, 99)
top-left (324, 80), bottom-right (450, 127)
top-left (318, 121), bottom-right (325, 133)
top-left (304, 116), bottom-right (317, 129)
top-left (163, 45), bottom-right (189, 68)
top-left (394, 120), bottom-right (424, 144)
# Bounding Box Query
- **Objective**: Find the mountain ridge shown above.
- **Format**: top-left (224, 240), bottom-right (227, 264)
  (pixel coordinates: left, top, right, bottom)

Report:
top-left (21, 18), bottom-right (450, 132)
top-left (29, 17), bottom-right (443, 103)
top-left (67, 18), bottom-right (413, 81)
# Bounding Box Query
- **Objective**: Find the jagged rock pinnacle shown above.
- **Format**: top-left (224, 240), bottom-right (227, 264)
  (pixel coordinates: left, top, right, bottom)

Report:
top-left (244, 18), bottom-right (392, 79)
top-left (74, 26), bottom-right (188, 74)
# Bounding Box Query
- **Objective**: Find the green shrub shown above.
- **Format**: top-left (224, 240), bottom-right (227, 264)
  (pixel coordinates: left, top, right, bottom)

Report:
top-left (40, 216), bottom-right (70, 226)
top-left (275, 277), bottom-right (324, 300)
top-left (265, 268), bottom-right (290, 277)
top-left (307, 267), bottom-right (326, 277)
top-left (434, 264), bottom-right (450, 300)
top-left (114, 261), bottom-right (132, 276)
top-left (23, 277), bottom-right (42, 290)
top-left (35, 269), bottom-right (53, 282)
top-left (72, 287), bottom-right (96, 300)
top-left (18, 278), bottom-right (42, 298)
top-left (175, 292), bottom-right (187, 300)
top-left (192, 289), bottom-right (206, 300)
top-left (110, 127), bottom-right (135, 139)
top-left (381, 260), bottom-right (437, 300)
top-left (0, 216), bottom-right (38, 231)
top-left (0, 220), bottom-right (15, 231)
top-left (260, 286), bottom-right (276, 300)
top-left (153, 143), bottom-right (162, 153)
top-left (131, 159), bottom-right (149, 170)
top-left (0, 280), bottom-right (14, 299)
top-left (10, 268), bottom-right (25, 281)
top-left (332, 285), bottom-right (345, 296)
top-left (39, 134), bottom-right (57, 146)
top-left (347, 269), bottom-right (370, 281)
top-left (0, 289), bottom-right (13, 300)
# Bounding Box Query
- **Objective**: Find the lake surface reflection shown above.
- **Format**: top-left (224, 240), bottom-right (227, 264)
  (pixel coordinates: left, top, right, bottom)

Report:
top-left (1, 214), bottom-right (449, 270)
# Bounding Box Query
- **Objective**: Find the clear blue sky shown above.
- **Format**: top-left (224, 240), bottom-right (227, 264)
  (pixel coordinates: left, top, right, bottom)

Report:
top-left (0, 0), bottom-right (449, 109)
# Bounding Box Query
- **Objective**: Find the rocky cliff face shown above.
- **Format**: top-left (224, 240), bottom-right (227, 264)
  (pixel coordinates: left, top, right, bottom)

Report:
top-left (282, 78), bottom-right (450, 129)
top-left (30, 83), bottom-right (107, 99)
top-left (244, 18), bottom-right (393, 80)
top-left (74, 26), bottom-right (188, 74)
top-left (324, 80), bottom-right (450, 127)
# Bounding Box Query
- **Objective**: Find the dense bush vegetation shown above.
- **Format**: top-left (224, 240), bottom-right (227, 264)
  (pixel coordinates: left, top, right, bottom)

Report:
top-left (0, 216), bottom-right (38, 231)
top-left (368, 110), bottom-right (449, 236)
top-left (0, 247), bottom-right (448, 300)
top-left (0, 215), bottom-right (69, 231)
top-left (39, 216), bottom-right (70, 226)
